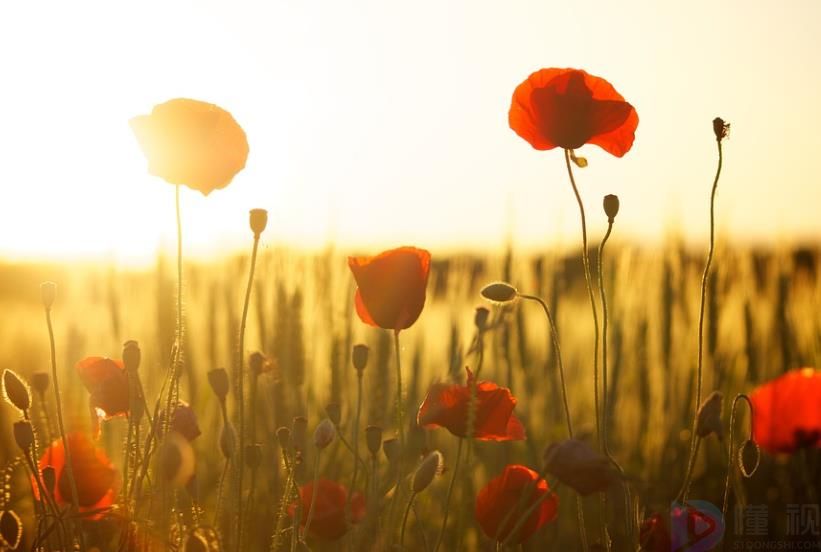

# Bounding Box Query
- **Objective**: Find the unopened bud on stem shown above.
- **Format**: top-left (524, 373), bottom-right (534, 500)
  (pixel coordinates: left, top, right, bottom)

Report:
top-left (603, 194), bottom-right (620, 223)
top-left (249, 209), bottom-right (268, 238)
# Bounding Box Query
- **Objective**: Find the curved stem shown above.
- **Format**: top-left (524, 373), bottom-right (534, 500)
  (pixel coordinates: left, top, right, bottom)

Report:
top-left (236, 233), bottom-right (261, 550)
top-left (433, 437), bottom-right (464, 552)
top-left (302, 452), bottom-right (322, 540)
top-left (722, 394), bottom-right (754, 515)
top-left (399, 491), bottom-right (417, 548)
top-left (563, 149), bottom-right (601, 444)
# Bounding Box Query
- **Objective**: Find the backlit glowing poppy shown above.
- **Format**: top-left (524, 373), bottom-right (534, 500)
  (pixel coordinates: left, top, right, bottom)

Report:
top-left (348, 246), bottom-right (431, 331)
top-left (35, 432), bottom-right (118, 512)
top-left (750, 367), bottom-right (821, 454)
top-left (417, 368), bottom-right (525, 441)
top-left (130, 98), bottom-right (249, 195)
top-left (475, 464), bottom-right (558, 544)
top-left (75, 357), bottom-right (129, 420)
top-left (289, 479), bottom-right (365, 540)
top-left (509, 68), bottom-right (638, 157)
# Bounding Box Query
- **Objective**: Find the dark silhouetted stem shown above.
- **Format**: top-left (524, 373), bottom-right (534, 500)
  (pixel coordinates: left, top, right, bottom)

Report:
top-left (433, 437), bottom-right (463, 552)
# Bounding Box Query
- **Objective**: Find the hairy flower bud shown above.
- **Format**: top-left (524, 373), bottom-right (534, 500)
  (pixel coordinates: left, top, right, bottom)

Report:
top-left (480, 282), bottom-right (518, 304)
top-left (713, 117), bottom-right (730, 142)
top-left (40, 282), bottom-right (56, 310)
top-left (313, 419), bottom-right (336, 450)
top-left (123, 340), bottom-right (141, 372)
top-left (603, 194), bottom-right (620, 223)
top-left (474, 307), bottom-right (490, 330)
top-left (207, 368), bottom-right (230, 401)
top-left (366, 425), bottom-right (383, 456)
top-left (352, 344), bottom-right (369, 372)
top-left (696, 391), bottom-right (724, 440)
top-left (0, 510), bottom-right (22, 550)
top-left (249, 208), bottom-right (268, 237)
top-left (738, 439), bottom-right (760, 478)
top-left (412, 450), bottom-right (443, 493)
top-left (2, 369), bottom-right (31, 413)
top-left (12, 420), bottom-right (34, 451)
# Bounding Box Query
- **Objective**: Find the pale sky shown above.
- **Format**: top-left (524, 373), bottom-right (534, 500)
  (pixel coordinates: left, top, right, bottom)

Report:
top-left (0, 1), bottom-right (819, 263)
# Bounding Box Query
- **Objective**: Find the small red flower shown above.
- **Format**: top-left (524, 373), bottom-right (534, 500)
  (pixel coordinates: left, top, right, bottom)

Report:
top-left (417, 368), bottom-right (525, 441)
top-left (75, 357), bottom-right (129, 420)
top-left (475, 464), bottom-right (558, 544)
top-left (348, 247), bottom-right (431, 331)
top-left (130, 98), bottom-right (249, 195)
top-left (289, 479), bottom-right (365, 540)
top-left (35, 433), bottom-right (119, 512)
top-left (750, 367), bottom-right (821, 454)
top-left (509, 68), bottom-right (638, 157)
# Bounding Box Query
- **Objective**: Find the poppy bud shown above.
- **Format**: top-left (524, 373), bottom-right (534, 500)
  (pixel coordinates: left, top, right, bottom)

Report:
top-left (325, 403), bottom-right (341, 426)
top-left (695, 391), bottom-right (723, 440)
top-left (383, 438), bottom-right (400, 463)
top-left (220, 423), bottom-right (237, 459)
top-left (0, 510), bottom-right (22, 550)
top-left (249, 208), bottom-right (268, 238)
top-left (40, 281), bottom-right (56, 310)
top-left (41, 466), bottom-right (56, 496)
top-left (276, 427), bottom-right (291, 451)
top-left (314, 419), bottom-right (336, 450)
top-left (31, 372), bottom-right (49, 395)
top-left (603, 194), bottom-right (620, 223)
top-left (474, 307), bottom-right (490, 330)
top-left (412, 450), bottom-right (443, 493)
top-left (123, 340), bottom-right (141, 372)
top-left (352, 344), bottom-right (369, 372)
top-left (207, 368), bottom-right (230, 401)
top-left (480, 282), bottom-right (518, 304)
top-left (713, 117), bottom-right (730, 142)
top-left (2, 369), bottom-right (31, 413)
top-left (366, 425), bottom-right (383, 456)
top-left (544, 439), bottom-right (618, 495)
top-left (738, 439), bottom-right (760, 478)
top-left (570, 150), bottom-right (588, 168)
top-left (12, 420), bottom-right (34, 451)
top-left (292, 416), bottom-right (308, 451)
top-left (245, 444), bottom-right (263, 469)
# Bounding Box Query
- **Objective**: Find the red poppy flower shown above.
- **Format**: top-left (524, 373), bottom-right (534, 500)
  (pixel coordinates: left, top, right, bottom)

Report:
top-left (130, 98), bottom-right (249, 195)
top-left (348, 247), bottom-right (431, 331)
top-left (35, 432), bottom-right (119, 513)
top-left (417, 368), bottom-right (525, 441)
top-left (750, 367), bottom-right (821, 454)
top-left (509, 68), bottom-right (638, 157)
top-left (76, 357), bottom-right (129, 420)
top-left (475, 464), bottom-right (558, 544)
top-left (289, 479), bottom-right (365, 540)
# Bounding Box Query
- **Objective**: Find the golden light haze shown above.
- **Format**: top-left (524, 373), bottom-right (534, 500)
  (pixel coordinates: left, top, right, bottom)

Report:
top-left (0, 0), bottom-right (819, 264)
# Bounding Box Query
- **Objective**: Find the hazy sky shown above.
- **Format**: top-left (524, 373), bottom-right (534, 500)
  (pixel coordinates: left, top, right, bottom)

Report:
top-left (0, 1), bottom-right (819, 263)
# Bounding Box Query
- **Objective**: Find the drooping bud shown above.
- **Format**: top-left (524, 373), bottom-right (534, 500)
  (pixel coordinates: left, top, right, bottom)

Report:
top-left (40, 282), bottom-right (56, 310)
top-left (249, 208), bottom-right (268, 238)
top-left (325, 403), bottom-right (341, 426)
top-left (313, 419), bottom-right (336, 450)
top-left (352, 344), bottom-right (369, 372)
top-left (603, 194), bottom-right (620, 223)
top-left (480, 282), bottom-right (518, 304)
top-left (0, 510), bottom-right (23, 550)
top-left (412, 450), bottom-right (443, 493)
top-left (291, 416), bottom-right (308, 451)
top-left (12, 421), bottom-right (34, 451)
top-left (474, 307), bottom-right (490, 331)
top-left (570, 150), bottom-right (588, 168)
top-left (695, 391), bottom-right (723, 440)
top-left (31, 372), bottom-right (49, 395)
top-left (220, 423), bottom-right (237, 459)
top-left (245, 444), bottom-right (262, 469)
top-left (276, 427), bottom-right (291, 451)
top-left (2, 370), bottom-right (31, 413)
top-left (123, 340), bottom-right (141, 372)
top-left (544, 439), bottom-right (619, 496)
top-left (713, 117), bottom-right (730, 142)
top-left (738, 439), bottom-right (760, 478)
top-left (383, 438), bottom-right (400, 463)
top-left (207, 368), bottom-right (230, 401)
top-left (365, 425), bottom-right (383, 456)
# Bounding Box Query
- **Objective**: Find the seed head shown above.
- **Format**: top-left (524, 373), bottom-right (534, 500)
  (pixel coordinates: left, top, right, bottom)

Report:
top-left (412, 450), bottom-right (443, 493)
top-left (249, 208), bottom-right (268, 237)
top-left (713, 117), bottom-right (730, 142)
top-left (40, 282), bottom-right (56, 310)
top-left (2, 369), bottom-right (31, 413)
top-left (603, 194), bottom-right (620, 223)
top-left (31, 372), bottom-right (49, 395)
top-left (313, 418), bottom-right (336, 450)
top-left (696, 391), bottom-right (724, 440)
top-left (365, 425), bottom-right (383, 456)
top-left (12, 420), bottom-right (34, 451)
top-left (122, 340), bottom-right (141, 372)
top-left (480, 282), bottom-right (518, 304)
top-left (352, 344), bottom-right (369, 372)
top-left (207, 368), bottom-right (230, 401)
